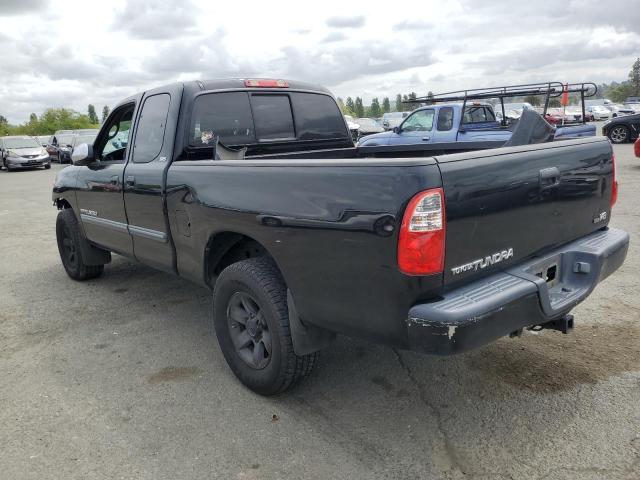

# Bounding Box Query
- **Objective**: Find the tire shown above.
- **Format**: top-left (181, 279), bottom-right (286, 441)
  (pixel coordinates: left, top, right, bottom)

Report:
top-left (56, 209), bottom-right (104, 281)
top-left (213, 258), bottom-right (318, 395)
top-left (44, 164), bottom-right (51, 170)
top-left (608, 125), bottom-right (629, 144)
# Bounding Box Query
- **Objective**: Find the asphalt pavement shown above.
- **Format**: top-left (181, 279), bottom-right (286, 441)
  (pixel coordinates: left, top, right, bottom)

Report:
top-left (1, 130), bottom-right (638, 479)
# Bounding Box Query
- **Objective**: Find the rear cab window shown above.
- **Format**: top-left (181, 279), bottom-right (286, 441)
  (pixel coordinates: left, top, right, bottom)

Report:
top-left (437, 107), bottom-right (454, 131)
top-left (187, 90), bottom-right (349, 155)
top-left (463, 106), bottom-right (496, 124)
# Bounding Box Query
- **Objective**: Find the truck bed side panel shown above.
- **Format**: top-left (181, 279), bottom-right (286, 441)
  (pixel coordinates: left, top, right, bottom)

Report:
top-left (165, 160), bottom-right (442, 345)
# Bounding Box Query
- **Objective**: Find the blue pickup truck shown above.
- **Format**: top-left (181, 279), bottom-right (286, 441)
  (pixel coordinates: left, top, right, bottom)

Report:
top-left (359, 101), bottom-right (595, 148)
top-left (359, 102), bottom-right (512, 146)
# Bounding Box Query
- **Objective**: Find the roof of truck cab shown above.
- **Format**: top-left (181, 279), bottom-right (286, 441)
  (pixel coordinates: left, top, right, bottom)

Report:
top-left (195, 78), bottom-right (332, 94)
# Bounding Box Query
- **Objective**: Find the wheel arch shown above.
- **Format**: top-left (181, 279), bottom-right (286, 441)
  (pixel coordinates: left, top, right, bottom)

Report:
top-left (204, 231), bottom-right (280, 288)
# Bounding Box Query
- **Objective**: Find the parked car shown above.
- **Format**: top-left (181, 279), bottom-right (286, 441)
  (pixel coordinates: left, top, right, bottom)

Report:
top-left (55, 134), bottom-right (77, 163)
top-left (624, 96), bottom-right (640, 104)
top-left (360, 102), bottom-right (511, 147)
top-left (605, 104), bottom-right (631, 118)
top-left (355, 117), bottom-right (384, 137)
top-left (52, 78), bottom-right (627, 395)
top-left (343, 115), bottom-right (360, 141)
top-left (381, 111), bottom-right (409, 130)
top-left (585, 98), bottom-right (613, 108)
top-left (36, 135), bottom-right (52, 147)
top-left (602, 113), bottom-right (640, 143)
top-left (51, 129), bottom-right (100, 163)
top-left (586, 105), bottom-right (611, 121)
top-left (0, 135), bottom-right (51, 170)
top-left (495, 108), bottom-right (522, 124)
top-left (543, 109), bottom-right (564, 125)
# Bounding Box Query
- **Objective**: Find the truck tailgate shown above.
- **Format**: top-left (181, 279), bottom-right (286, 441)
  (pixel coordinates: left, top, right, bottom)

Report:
top-left (436, 137), bottom-right (615, 288)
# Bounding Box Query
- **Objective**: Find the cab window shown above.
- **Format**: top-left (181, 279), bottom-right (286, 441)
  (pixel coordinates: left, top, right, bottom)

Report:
top-left (133, 94), bottom-right (170, 163)
top-left (190, 92), bottom-right (255, 146)
top-left (401, 109), bottom-right (435, 132)
top-left (437, 107), bottom-right (454, 131)
top-left (463, 106), bottom-right (495, 123)
top-left (95, 104), bottom-right (135, 162)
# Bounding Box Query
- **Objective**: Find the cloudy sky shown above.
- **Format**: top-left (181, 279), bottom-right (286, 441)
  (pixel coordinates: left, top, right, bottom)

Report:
top-left (1, 0), bottom-right (639, 123)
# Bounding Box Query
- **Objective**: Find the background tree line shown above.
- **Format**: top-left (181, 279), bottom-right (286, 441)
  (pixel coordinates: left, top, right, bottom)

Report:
top-left (338, 58), bottom-right (640, 118)
top-left (0, 104), bottom-right (111, 137)
top-left (2, 59), bottom-right (639, 132)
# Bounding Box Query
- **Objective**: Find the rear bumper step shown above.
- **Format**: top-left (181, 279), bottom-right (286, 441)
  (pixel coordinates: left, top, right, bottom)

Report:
top-left (406, 227), bottom-right (629, 355)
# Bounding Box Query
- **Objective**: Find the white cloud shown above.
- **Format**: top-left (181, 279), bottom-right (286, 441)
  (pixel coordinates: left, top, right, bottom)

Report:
top-left (0, 0), bottom-right (638, 123)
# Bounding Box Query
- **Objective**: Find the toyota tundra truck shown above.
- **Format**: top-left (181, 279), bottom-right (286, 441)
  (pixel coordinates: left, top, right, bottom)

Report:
top-left (52, 78), bottom-right (628, 395)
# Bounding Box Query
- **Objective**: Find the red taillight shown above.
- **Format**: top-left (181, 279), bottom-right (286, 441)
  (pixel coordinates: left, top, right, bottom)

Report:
top-left (634, 138), bottom-right (640, 159)
top-left (244, 79), bottom-right (289, 88)
top-left (398, 188), bottom-right (446, 275)
top-left (611, 153), bottom-right (618, 208)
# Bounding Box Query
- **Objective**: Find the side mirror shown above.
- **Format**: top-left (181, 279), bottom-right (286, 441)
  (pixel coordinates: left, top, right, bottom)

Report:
top-left (71, 143), bottom-right (95, 166)
top-left (393, 126), bottom-right (400, 134)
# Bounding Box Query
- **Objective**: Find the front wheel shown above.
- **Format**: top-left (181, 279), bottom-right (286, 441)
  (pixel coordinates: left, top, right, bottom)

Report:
top-left (213, 258), bottom-right (318, 395)
top-left (56, 209), bottom-right (104, 280)
top-left (44, 164), bottom-right (51, 170)
top-left (608, 125), bottom-right (629, 144)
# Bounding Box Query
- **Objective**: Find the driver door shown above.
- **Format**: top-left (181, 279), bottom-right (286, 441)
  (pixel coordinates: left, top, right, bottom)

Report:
top-left (75, 101), bottom-right (138, 256)
top-left (393, 109), bottom-right (435, 145)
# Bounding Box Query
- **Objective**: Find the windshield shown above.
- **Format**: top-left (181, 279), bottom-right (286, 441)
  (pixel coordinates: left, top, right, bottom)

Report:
top-left (3, 137), bottom-right (40, 149)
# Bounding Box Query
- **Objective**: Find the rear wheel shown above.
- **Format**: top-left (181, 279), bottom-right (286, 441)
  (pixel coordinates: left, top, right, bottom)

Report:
top-left (608, 125), bottom-right (629, 144)
top-left (56, 209), bottom-right (104, 280)
top-left (213, 258), bottom-right (317, 395)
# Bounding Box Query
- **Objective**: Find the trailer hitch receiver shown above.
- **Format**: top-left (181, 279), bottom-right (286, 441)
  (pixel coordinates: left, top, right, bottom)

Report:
top-left (529, 314), bottom-right (574, 335)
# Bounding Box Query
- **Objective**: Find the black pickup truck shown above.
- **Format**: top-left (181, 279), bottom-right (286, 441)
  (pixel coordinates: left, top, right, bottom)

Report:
top-left (53, 78), bottom-right (629, 395)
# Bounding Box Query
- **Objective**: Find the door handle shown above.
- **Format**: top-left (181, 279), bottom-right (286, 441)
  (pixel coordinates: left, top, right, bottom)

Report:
top-left (422, 136), bottom-right (431, 141)
top-left (125, 175), bottom-right (135, 187)
top-left (109, 175), bottom-right (118, 186)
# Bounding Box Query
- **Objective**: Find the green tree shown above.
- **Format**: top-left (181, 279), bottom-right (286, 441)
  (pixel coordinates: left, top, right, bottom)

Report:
top-left (426, 91), bottom-right (434, 104)
top-left (524, 95), bottom-right (541, 106)
top-left (88, 104), bottom-right (98, 124)
top-left (382, 97), bottom-right (391, 113)
top-left (354, 97), bottom-right (365, 118)
top-left (29, 113), bottom-right (38, 123)
top-left (0, 114), bottom-right (8, 136)
top-left (345, 97), bottom-right (355, 115)
top-left (336, 97), bottom-right (348, 115)
top-left (102, 105), bottom-right (110, 123)
top-left (402, 94), bottom-right (409, 111)
top-left (395, 94), bottom-right (402, 112)
top-left (369, 97), bottom-right (381, 117)
top-left (607, 83), bottom-right (631, 103)
top-left (628, 58), bottom-right (640, 96)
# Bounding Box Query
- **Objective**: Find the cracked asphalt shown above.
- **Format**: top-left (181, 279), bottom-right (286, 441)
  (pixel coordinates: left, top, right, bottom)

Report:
top-left (1, 134), bottom-right (639, 479)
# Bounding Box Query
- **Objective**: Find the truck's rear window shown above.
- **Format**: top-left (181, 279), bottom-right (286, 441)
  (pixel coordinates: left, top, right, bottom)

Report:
top-left (290, 92), bottom-right (348, 140)
top-left (190, 92), bottom-right (255, 146)
top-left (251, 95), bottom-right (295, 141)
top-left (189, 91), bottom-right (347, 148)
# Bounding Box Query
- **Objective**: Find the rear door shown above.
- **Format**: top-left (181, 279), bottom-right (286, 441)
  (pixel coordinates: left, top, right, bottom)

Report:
top-left (123, 84), bottom-right (181, 273)
top-left (431, 106), bottom-right (457, 143)
top-left (437, 138), bottom-right (615, 288)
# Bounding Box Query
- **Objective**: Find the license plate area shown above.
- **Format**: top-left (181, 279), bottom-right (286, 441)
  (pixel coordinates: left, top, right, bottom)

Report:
top-left (529, 256), bottom-right (561, 289)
